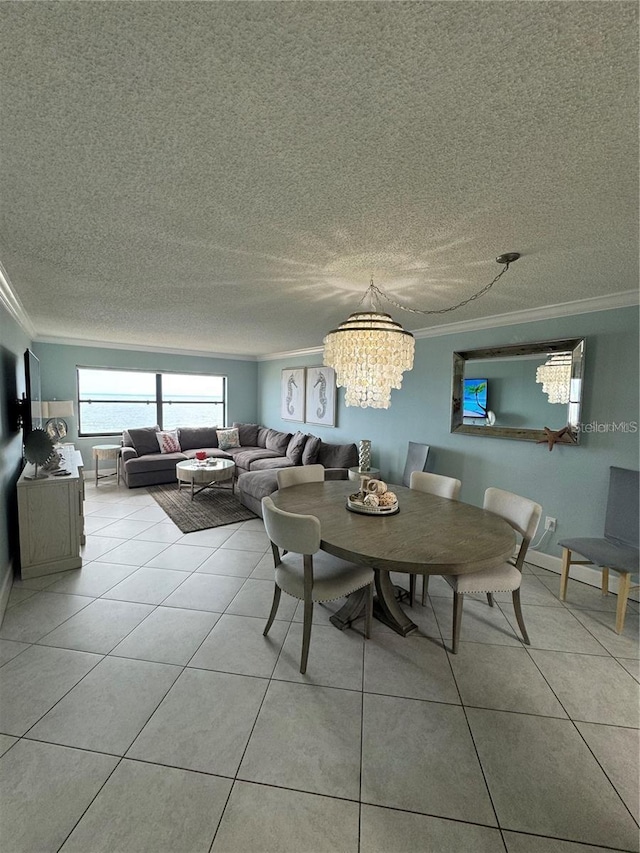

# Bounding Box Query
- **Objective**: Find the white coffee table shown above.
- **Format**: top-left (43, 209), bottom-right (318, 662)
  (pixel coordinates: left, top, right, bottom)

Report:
top-left (176, 459), bottom-right (236, 500)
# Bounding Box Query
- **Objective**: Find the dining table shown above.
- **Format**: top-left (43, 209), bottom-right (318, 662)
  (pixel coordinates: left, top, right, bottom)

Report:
top-left (271, 480), bottom-right (516, 636)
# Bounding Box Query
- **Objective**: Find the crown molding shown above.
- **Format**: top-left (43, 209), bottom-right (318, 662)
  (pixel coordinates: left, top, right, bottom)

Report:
top-left (411, 290), bottom-right (639, 340)
top-left (8, 281), bottom-right (636, 363)
top-left (0, 262), bottom-right (36, 338)
top-left (33, 335), bottom-right (258, 361)
top-left (259, 289), bottom-right (639, 360)
top-left (259, 345), bottom-right (324, 362)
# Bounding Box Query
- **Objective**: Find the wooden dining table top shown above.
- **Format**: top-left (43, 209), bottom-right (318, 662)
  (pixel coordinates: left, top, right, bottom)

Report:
top-left (271, 480), bottom-right (516, 576)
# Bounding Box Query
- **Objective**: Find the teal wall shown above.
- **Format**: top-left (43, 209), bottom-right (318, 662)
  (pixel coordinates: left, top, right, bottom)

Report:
top-left (466, 357), bottom-right (568, 430)
top-left (258, 306), bottom-right (639, 559)
top-left (33, 343), bottom-right (259, 466)
top-left (0, 302), bottom-right (31, 611)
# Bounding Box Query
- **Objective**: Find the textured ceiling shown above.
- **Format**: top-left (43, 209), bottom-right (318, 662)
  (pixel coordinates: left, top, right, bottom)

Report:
top-left (1, 2), bottom-right (637, 356)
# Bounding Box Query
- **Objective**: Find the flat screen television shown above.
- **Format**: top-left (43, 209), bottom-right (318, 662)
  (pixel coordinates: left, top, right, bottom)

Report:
top-left (463, 378), bottom-right (488, 419)
top-left (22, 349), bottom-right (43, 437)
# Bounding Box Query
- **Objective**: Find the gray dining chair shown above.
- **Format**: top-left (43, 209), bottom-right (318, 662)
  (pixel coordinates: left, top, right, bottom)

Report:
top-left (402, 441), bottom-right (431, 487)
top-left (443, 487), bottom-right (541, 653)
top-left (559, 466), bottom-right (639, 633)
top-left (409, 471), bottom-right (462, 606)
top-left (261, 496), bottom-right (374, 673)
top-left (277, 464), bottom-right (325, 489)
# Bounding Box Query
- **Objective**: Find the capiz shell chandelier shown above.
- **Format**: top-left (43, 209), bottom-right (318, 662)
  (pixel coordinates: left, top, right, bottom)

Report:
top-left (323, 253), bottom-right (520, 409)
top-left (324, 311), bottom-right (415, 408)
top-left (536, 353), bottom-right (572, 404)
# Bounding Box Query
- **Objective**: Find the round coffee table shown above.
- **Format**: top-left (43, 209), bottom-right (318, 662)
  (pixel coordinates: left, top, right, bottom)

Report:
top-left (176, 459), bottom-right (235, 500)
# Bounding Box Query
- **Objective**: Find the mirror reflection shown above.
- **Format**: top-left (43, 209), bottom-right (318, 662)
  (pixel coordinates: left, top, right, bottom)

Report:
top-left (451, 338), bottom-right (585, 443)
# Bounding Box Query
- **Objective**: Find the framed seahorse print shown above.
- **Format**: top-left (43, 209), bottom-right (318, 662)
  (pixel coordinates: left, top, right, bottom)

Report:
top-left (305, 366), bottom-right (336, 427)
top-left (281, 368), bottom-right (305, 422)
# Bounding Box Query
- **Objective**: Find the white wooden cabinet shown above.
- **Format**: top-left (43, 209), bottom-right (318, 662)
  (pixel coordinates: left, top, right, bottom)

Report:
top-left (17, 448), bottom-right (85, 579)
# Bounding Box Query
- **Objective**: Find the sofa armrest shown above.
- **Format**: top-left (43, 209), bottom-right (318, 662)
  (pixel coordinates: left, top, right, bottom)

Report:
top-left (121, 446), bottom-right (139, 463)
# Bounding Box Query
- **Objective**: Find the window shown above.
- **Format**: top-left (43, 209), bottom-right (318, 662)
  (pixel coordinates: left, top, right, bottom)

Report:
top-left (77, 367), bottom-right (226, 437)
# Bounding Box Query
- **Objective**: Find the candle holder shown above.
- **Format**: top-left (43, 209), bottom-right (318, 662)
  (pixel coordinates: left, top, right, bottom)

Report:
top-left (358, 439), bottom-right (371, 472)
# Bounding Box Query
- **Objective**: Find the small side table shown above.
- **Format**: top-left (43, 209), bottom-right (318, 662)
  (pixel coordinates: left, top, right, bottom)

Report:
top-left (348, 466), bottom-right (381, 483)
top-left (92, 444), bottom-right (120, 486)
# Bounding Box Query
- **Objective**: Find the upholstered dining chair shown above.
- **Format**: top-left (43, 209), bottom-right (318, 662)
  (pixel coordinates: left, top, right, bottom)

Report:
top-left (443, 487), bottom-right (542, 653)
top-left (277, 464), bottom-right (325, 489)
top-left (409, 471), bottom-right (463, 606)
top-left (402, 441), bottom-right (431, 487)
top-left (262, 496), bottom-right (374, 673)
top-left (558, 466), bottom-right (639, 634)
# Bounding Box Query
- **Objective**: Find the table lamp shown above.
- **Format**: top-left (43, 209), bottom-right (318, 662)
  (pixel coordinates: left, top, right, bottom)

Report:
top-left (43, 400), bottom-right (74, 443)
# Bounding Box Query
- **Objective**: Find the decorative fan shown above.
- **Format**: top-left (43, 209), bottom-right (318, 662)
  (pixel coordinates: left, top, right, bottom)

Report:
top-left (24, 428), bottom-right (55, 479)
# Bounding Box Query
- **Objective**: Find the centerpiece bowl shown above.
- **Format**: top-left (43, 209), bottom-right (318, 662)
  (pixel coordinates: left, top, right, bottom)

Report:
top-left (346, 479), bottom-right (399, 516)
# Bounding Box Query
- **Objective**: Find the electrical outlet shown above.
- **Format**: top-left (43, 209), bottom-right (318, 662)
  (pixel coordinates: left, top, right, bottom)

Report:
top-left (545, 516), bottom-right (557, 531)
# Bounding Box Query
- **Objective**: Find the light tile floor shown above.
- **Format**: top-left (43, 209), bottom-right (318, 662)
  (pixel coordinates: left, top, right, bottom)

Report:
top-left (1, 480), bottom-right (638, 853)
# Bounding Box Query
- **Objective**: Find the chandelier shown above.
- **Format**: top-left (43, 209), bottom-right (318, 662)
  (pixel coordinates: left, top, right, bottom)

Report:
top-left (536, 353), bottom-right (572, 404)
top-left (323, 253), bottom-right (520, 408)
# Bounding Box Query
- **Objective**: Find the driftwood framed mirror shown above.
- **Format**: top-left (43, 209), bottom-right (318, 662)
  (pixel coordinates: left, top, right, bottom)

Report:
top-left (451, 337), bottom-right (585, 443)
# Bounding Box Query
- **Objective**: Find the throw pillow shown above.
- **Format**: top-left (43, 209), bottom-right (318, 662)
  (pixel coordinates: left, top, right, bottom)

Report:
top-left (301, 434), bottom-right (321, 465)
top-left (179, 426), bottom-right (219, 451)
top-left (286, 431), bottom-right (308, 465)
top-left (217, 427), bottom-right (241, 451)
top-left (123, 426), bottom-right (160, 456)
top-left (264, 428), bottom-right (292, 455)
top-left (156, 429), bottom-right (181, 454)
top-left (233, 422), bottom-right (260, 446)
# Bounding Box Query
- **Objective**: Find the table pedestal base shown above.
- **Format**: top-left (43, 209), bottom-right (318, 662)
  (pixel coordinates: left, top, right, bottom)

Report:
top-left (329, 570), bottom-right (418, 637)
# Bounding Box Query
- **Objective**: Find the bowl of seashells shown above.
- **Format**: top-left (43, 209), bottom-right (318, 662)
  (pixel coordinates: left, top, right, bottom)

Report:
top-left (347, 478), bottom-right (399, 516)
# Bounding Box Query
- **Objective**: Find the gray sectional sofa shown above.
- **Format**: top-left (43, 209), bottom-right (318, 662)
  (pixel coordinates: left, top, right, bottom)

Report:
top-left (120, 422), bottom-right (358, 490)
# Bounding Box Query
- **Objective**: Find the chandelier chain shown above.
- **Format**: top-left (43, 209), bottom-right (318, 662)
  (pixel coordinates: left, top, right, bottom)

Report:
top-left (359, 260), bottom-right (513, 316)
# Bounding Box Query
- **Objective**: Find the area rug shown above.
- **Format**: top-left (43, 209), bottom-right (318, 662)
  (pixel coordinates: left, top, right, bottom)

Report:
top-left (147, 483), bottom-right (257, 533)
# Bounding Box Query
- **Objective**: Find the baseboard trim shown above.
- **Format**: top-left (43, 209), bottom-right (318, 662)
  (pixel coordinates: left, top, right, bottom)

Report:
top-left (0, 561), bottom-right (14, 627)
top-left (528, 550), bottom-right (639, 602)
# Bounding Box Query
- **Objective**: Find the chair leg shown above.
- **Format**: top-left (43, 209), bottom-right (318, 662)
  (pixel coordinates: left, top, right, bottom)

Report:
top-left (560, 548), bottom-right (571, 600)
top-left (300, 598), bottom-right (313, 674)
top-left (452, 592), bottom-right (464, 654)
top-left (601, 567), bottom-right (610, 596)
top-left (263, 584), bottom-right (281, 636)
top-left (421, 575), bottom-right (429, 606)
top-left (409, 574), bottom-right (416, 607)
top-left (364, 583), bottom-right (373, 639)
top-left (512, 587), bottom-right (530, 645)
top-left (615, 572), bottom-right (631, 634)
top-left (486, 592), bottom-right (494, 607)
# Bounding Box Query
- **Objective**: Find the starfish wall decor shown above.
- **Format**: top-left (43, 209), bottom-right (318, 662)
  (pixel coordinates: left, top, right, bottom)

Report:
top-left (537, 426), bottom-right (578, 451)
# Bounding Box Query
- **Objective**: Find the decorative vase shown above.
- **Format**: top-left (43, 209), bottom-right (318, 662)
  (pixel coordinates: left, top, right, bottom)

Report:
top-left (358, 439), bottom-right (371, 472)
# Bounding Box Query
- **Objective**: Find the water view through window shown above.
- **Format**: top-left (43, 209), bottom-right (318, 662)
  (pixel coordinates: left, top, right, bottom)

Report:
top-left (77, 368), bottom-right (226, 436)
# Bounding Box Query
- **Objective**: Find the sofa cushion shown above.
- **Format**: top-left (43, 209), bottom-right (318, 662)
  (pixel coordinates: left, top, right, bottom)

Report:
top-left (250, 456), bottom-right (298, 471)
top-left (286, 431), bottom-right (307, 464)
top-left (123, 426), bottom-right (160, 456)
top-left (264, 428), bottom-right (292, 455)
top-left (237, 469), bottom-right (280, 502)
top-left (301, 434), bottom-right (321, 465)
top-left (231, 448), bottom-right (281, 470)
top-left (257, 427), bottom-right (269, 448)
top-left (317, 441), bottom-right (358, 469)
top-left (217, 428), bottom-right (241, 451)
top-left (156, 429), bottom-right (181, 453)
top-left (179, 426), bottom-right (219, 451)
top-left (183, 448), bottom-right (232, 461)
top-left (124, 451), bottom-right (187, 474)
top-left (233, 422), bottom-right (260, 447)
